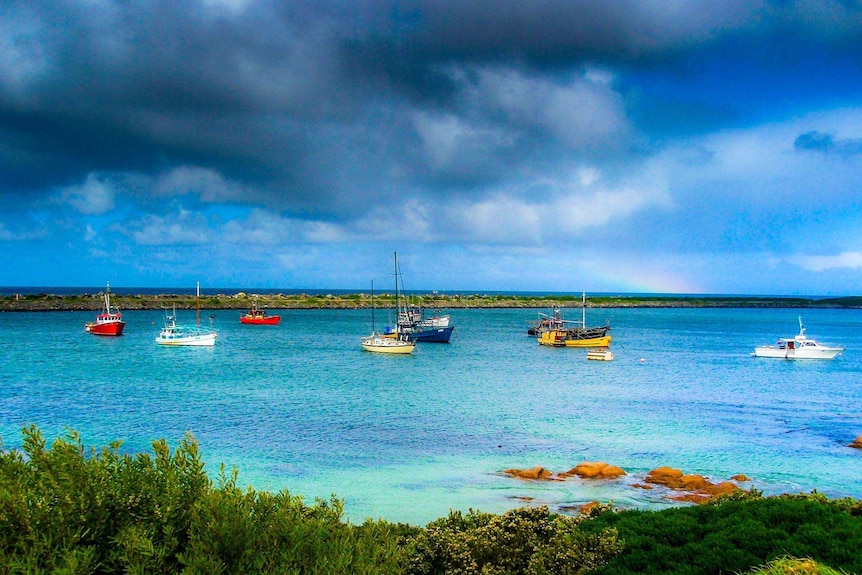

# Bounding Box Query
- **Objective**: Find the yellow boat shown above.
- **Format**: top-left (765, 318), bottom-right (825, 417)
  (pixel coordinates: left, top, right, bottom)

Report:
top-left (538, 329), bottom-right (611, 348)
top-left (536, 292), bottom-right (611, 348)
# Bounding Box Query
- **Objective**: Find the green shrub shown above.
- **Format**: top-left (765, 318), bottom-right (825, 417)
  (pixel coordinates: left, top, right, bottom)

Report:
top-left (579, 494), bottom-right (862, 575)
top-left (405, 506), bottom-right (622, 575)
top-left (0, 426), bottom-right (408, 574)
top-left (746, 555), bottom-right (845, 575)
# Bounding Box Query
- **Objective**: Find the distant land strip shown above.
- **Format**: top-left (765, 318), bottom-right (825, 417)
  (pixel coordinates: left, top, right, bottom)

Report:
top-left (2, 292), bottom-right (862, 312)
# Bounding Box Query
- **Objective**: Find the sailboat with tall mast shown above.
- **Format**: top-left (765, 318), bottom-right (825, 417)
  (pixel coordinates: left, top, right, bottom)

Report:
top-left (383, 253), bottom-right (455, 343)
top-left (361, 277), bottom-right (415, 354)
top-left (156, 282), bottom-right (218, 346)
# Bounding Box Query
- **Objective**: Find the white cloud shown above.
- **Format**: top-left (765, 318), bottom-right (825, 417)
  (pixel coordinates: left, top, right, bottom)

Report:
top-left (468, 66), bottom-right (630, 151)
top-left (792, 251), bottom-right (862, 272)
top-left (221, 209), bottom-right (348, 244)
top-left (57, 173), bottom-right (116, 215)
top-left (432, 165), bottom-right (671, 244)
top-left (128, 208), bottom-right (209, 245)
top-left (153, 166), bottom-right (252, 203)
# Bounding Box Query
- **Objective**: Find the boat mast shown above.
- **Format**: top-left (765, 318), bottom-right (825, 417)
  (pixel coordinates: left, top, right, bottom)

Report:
top-left (371, 279), bottom-right (376, 334)
top-left (394, 252), bottom-right (400, 329)
top-left (105, 281), bottom-right (111, 313)
top-left (196, 281), bottom-right (201, 327)
top-left (582, 291), bottom-right (586, 328)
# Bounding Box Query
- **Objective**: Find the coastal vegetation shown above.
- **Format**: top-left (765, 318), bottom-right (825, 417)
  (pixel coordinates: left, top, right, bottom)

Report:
top-left (2, 291), bottom-right (861, 312)
top-left (1, 427), bottom-right (860, 574)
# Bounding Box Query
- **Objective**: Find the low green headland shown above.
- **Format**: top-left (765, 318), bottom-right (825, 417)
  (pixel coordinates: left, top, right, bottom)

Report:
top-left (2, 427), bottom-right (860, 574)
top-left (3, 291), bottom-right (862, 312)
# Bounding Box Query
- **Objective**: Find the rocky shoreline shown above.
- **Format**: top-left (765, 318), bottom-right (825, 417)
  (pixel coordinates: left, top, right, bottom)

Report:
top-left (2, 291), bottom-right (861, 312)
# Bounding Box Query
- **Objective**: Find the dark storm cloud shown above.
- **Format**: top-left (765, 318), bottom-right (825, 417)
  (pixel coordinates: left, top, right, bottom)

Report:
top-left (3, 0), bottom-right (862, 219)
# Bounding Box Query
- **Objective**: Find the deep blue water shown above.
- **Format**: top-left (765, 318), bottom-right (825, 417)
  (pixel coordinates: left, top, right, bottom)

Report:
top-left (1, 306), bottom-right (861, 525)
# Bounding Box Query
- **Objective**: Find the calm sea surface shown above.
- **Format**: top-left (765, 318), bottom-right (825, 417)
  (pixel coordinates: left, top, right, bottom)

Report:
top-left (1, 306), bottom-right (861, 525)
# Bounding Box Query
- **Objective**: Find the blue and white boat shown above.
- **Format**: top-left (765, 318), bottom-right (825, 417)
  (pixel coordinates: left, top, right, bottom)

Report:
top-left (385, 323), bottom-right (455, 343)
top-left (384, 253), bottom-right (455, 343)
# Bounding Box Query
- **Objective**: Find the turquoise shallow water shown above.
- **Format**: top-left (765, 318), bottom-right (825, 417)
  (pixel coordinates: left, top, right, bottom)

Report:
top-left (1, 306), bottom-right (861, 525)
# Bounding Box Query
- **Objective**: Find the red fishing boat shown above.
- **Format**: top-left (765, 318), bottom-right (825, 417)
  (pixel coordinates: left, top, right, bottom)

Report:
top-left (239, 301), bottom-right (281, 325)
top-left (85, 282), bottom-right (125, 336)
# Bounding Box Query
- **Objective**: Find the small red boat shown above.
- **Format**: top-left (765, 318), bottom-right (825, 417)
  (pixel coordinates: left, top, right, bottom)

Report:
top-left (85, 282), bottom-right (125, 336)
top-left (240, 302), bottom-right (281, 325)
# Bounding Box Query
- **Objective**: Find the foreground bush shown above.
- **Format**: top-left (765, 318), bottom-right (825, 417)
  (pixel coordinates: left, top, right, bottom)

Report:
top-left (746, 556), bottom-right (845, 575)
top-left (578, 492), bottom-right (862, 575)
top-left (406, 506), bottom-right (622, 575)
top-left (0, 426), bottom-right (411, 574)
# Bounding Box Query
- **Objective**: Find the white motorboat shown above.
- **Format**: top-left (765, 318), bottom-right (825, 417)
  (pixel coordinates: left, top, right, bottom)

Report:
top-left (752, 317), bottom-right (843, 360)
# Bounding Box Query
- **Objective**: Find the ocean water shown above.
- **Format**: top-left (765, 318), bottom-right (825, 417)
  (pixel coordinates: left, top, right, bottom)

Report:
top-left (1, 305), bottom-right (861, 525)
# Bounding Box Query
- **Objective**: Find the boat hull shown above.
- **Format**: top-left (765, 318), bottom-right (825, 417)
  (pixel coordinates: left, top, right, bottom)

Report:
top-left (405, 326), bottom-right (454, 343)
top-left (86, 319), bottom-right (125, 336)
top-left (384, 325), bottom-right (455, 343)
top-left (240, 316), bottom-right (281, 325)
top-left (156, 333), bottom-right (217, 346)
top-left (753, 345), bottom-right (843, 360)
top-left (361, 334), bottom-right (415, 354)
top-left (538, 330), bottom-right (611, 348)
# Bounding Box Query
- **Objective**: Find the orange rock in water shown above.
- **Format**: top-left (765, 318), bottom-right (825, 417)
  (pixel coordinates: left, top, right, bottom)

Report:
top-left (671, 493), bottom-right (711, 504)
top-left (678, 474), bottom-right (711, 491)
top-left (701, 481), bottom-right (742, 497)
top-left (503, 466), bottom-right (554, 480)
top-left (566, 462), bottom-right (627, 479)
top-left (849, 435), bottom-right (862, 449)
top-left (731, 474), bottom-right (751, 482)
top-left (645, 467), bottom-right (684, 487)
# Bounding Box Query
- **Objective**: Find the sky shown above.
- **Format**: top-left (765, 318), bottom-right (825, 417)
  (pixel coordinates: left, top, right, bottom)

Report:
top-left (3, 0), bottom-right (862, 295)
